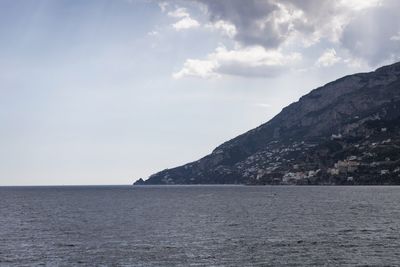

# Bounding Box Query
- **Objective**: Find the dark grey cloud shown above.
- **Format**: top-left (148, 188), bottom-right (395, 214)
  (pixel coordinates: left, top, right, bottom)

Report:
top-left (195, 0), bottom-right (338, 48)
top-left (196, 0), bottom-right (281, 47)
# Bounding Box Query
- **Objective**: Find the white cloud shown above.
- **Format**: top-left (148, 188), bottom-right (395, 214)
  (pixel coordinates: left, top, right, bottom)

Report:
top-left (172, 17), bottom-right (200, 31)
top-left (167, 7), bottom-right (201, 31)
top-left (214, 46), bottom-right (301, 70)
top-left (173, 45), bottom-right (302, 79)
top-left (173, 59), bottom-right (218, 79)
top-left (316, 48), bottom-right (341, 67)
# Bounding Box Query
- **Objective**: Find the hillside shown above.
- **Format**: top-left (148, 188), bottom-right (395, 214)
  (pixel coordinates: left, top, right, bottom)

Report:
top-left (135, 62), bottom-right (400, 185)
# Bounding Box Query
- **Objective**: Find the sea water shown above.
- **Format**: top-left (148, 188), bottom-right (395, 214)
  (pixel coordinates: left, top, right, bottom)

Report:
top-left (1, 185), bottom-right (400, 266)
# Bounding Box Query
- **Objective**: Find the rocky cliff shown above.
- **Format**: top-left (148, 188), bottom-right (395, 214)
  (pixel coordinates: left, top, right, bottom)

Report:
top-left (135, 61), bottom-right (400, 185)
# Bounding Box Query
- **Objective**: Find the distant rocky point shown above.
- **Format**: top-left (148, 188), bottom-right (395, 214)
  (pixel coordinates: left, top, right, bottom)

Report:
top-left (135, 61), bottom-right (400, 185)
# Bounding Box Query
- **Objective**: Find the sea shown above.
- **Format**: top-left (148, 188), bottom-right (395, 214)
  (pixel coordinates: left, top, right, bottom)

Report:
top-left (1, 185), bottom-right (400, 266)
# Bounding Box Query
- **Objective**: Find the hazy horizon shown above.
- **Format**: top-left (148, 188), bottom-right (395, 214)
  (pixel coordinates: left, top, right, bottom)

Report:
top-left (1, 0), bottom-right (400, 186)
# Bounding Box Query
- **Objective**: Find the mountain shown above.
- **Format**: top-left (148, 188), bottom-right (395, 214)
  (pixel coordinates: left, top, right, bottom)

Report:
top-left (135, 62), bottom-right (400, 185)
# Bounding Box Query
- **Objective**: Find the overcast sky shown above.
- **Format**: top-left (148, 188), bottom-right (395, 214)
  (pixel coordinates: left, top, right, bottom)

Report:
top-left (1, 0), bottom-right (400, 185)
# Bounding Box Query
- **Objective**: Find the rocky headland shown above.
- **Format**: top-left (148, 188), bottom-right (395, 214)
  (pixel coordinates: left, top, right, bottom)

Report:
top-left (135, 62), bottom-right (400, 185)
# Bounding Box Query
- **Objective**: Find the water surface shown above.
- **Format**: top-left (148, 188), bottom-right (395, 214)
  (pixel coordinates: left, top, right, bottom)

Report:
top-left (1, 185), bottom-right (400, 266)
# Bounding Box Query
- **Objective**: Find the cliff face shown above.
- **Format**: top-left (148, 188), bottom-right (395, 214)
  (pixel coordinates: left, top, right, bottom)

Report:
top-left (136, 62), bottom-right (400, 185)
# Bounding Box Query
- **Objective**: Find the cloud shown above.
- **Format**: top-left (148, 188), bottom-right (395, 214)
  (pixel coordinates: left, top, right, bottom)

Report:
top-left (195, 0), bottom-right (308, 48)
top-left (167, 7), bottom-right (189, 18)
top-left (172, 17), bottom-right (200, 30)
top-left (316, 49), bottom-right (341, 67)
top-left (167, 0), bottom-right (399, 78)
top-left (192, 0), bottom-right (398, 66)
top-left (194, 0), bottom-right (348, 48)
top-left (205, 20), bottom-right (237, 38)
top-left (167, 7), bottom-right (200, 31)
top-left (173, 45), bottom-right (302, 79)
top-left (173, 59), bottom-right (218, 79)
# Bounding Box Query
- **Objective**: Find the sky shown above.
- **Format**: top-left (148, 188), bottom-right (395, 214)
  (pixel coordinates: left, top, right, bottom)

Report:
top-left (1, 0), bottom-right (400, 185)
